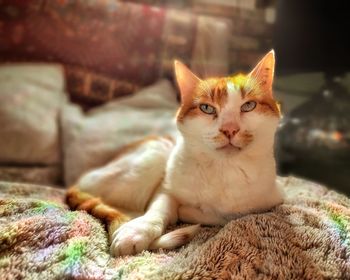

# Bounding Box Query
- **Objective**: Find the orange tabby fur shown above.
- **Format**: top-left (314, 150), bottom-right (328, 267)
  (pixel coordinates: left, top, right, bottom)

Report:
top-left (66, 136), bottom-right (170, 235)
top-left (66, 50), bottom-right (283, 256)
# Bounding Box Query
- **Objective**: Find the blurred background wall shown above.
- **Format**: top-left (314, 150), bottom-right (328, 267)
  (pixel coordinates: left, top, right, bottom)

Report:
top-left (125, 0), bottom-right (276, 73)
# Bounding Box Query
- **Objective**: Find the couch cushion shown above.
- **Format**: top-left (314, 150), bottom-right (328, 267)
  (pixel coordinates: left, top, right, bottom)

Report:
top-left (0, 166), bottom-right (62, 186)
top-left (0, 63), bottom-right (65, 164)
top-left (61, 79), bottom-right (178, 186)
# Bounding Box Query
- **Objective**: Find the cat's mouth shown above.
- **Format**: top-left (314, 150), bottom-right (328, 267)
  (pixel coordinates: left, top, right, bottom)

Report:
top-left (216, 143), bottom-right (241, 151)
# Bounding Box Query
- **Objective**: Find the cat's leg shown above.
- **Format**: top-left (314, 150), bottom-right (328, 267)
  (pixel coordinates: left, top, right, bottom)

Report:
top-left (71, 136), bottom-right (174, 212)
top-left (66, 136), bottom-right (175, 249)
top-left (178, 205), bottom-right (227, 225)
top-left (110, 191), bottom-right (179, 256)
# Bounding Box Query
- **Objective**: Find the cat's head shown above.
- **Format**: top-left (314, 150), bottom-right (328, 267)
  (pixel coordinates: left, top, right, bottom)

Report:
top-left (174, 50), bottom-right (281, 156)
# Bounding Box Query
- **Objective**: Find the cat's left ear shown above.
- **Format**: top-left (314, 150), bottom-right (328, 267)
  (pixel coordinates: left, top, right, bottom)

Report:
top-left (248, 50), bottom-right (275, 97)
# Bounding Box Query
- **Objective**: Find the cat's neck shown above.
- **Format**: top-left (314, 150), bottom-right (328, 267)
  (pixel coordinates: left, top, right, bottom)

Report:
top-left (175, 134), bottom-right (275, 166)
top-left (166, 135), bottom-right (281, 218)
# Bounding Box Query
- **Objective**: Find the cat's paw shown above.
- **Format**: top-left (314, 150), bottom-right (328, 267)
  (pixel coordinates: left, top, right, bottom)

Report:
top-left (110, 216), bottom-right (162, 256)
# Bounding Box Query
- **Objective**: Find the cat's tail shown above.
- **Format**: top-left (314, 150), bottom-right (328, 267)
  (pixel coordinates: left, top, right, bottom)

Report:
top-left (66, 186), bottom-right (200, 251)
top-left (149, 224), bottom-right (201, 250)
top-left (66, 186), bottom-right (130, 232)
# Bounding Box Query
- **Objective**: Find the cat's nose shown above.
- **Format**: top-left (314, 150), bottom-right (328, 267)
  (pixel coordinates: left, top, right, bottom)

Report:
top-left (220, 123), bottom-right (240, 138)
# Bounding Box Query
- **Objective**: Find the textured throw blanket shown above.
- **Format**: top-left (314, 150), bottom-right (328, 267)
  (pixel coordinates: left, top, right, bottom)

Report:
top-left (1, 177), bottom-right (349, 279)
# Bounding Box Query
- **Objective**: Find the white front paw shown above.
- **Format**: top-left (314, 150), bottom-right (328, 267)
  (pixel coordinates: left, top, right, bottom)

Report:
top-left (110, 216), bottom-right (162, 256)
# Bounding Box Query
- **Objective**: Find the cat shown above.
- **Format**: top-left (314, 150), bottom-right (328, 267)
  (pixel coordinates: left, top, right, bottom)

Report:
top-left (66, 50), bottom-right (284, 257)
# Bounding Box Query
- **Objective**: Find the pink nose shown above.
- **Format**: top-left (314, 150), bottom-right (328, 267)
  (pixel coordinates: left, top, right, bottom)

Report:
top-left (220, 122), bottom-right (240, 138)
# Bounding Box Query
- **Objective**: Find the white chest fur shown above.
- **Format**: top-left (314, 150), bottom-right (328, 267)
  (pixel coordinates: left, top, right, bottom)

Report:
top-left (164, 141), bottom-right (283, 221)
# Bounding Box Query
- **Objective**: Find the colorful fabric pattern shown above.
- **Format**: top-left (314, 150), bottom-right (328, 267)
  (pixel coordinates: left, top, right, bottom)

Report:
top-left (0, 177), bottom-right (350, 279)
top-left (64, 65), bottom-right (140, 106)
top-left (0, 0), bottom-right (230, 105)
top-left (0, 0), bottom-right (166, 84)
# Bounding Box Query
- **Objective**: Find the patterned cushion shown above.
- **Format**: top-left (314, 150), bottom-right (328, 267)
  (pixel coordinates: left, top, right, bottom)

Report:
top-left (64, 66), bottom-right (140, 106)
top-left (0, 0), bottom-right (230, 106)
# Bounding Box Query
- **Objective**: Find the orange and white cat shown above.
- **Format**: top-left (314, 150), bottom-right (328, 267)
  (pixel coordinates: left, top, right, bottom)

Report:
top-left (67, 50), bottom-right (283, 257)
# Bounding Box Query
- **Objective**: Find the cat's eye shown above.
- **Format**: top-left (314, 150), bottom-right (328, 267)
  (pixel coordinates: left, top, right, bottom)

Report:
top-left (241, 101), bottom-right (257, 112)
top-left (199, 104), bottom-right (216, 115)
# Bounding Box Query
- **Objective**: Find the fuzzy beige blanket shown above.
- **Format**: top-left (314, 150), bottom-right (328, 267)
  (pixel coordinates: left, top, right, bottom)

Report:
top-left (0, 177), bottom-right (349, 279)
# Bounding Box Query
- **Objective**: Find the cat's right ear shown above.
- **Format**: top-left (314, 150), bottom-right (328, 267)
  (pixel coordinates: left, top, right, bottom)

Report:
top-left (174, 61), bottom-right (201, 105)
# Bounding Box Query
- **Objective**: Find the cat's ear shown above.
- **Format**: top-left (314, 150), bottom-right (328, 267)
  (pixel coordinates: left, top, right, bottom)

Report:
top-left (248, 50), bottom-right (275, 96)
top-left (174, 60), bottom-right (201, 105)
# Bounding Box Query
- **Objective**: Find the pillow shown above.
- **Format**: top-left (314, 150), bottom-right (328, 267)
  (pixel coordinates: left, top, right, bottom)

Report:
top-left (0, 166), bottom-right (62, 186)
top-left (61, 79), bottom-right (178, 186)
top-left (0, 63), bottom-right (65, 164)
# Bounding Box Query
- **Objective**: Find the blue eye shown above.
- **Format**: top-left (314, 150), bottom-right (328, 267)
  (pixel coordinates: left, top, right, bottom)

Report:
top-left (199, 104), bottom-right (216, 115)
top-left (241, 101), bottom-right (257, 112)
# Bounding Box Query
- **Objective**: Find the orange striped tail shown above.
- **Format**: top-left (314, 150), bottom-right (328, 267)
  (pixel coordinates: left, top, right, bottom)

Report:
top-left (66, 186), bottom-right (130, 237)
top-left (66, 187), bottom-right (201, 253)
